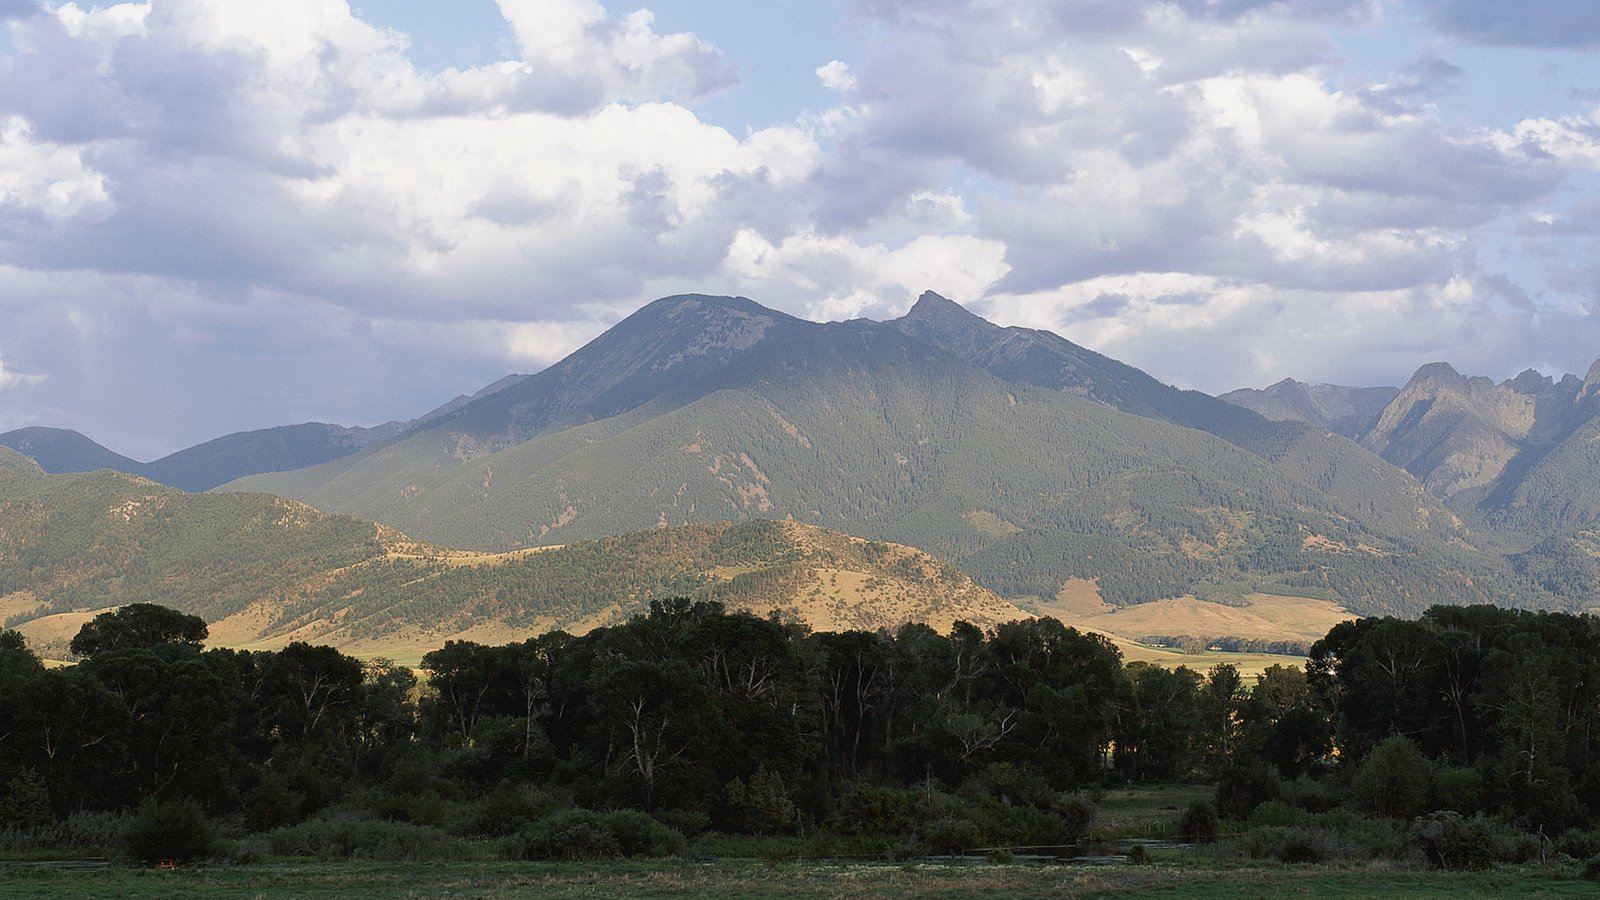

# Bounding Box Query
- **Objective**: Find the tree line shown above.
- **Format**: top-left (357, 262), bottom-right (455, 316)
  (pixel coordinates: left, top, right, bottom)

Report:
top-left (4, 600), bottom-right (1600, 864)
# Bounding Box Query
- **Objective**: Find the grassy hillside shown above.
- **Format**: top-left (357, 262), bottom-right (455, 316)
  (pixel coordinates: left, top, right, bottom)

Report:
top-left (215, 518), bottom-right (1030, 661)
top-left (0, 452), bottom-right (1031, 658)
top-left (0, 448), bottom-right (384, 630)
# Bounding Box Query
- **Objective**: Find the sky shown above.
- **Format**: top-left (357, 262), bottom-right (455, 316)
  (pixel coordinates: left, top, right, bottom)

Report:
top-left (1, 1), bottom-right (1599, 458)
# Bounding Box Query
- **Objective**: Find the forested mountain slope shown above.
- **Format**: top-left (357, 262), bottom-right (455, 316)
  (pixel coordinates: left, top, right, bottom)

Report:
top-left (891, 293), bottom-right (1449, 549)
top-left (232, 296), bottom-right (1546, 616)
top-left (0, 447), bottom-right (384, 634)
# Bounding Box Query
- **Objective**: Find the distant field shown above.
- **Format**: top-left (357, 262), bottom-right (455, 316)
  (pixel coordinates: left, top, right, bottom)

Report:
top-left (1036, 583), bottom-right (1353, 644)
top-left (0, 859), bottom-right (1591, 899)
top-left (1026, 582), bottom-right (1353, 679)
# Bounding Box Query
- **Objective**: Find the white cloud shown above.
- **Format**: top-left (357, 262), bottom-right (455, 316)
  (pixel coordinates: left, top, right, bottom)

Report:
top-left (816, 60), bottom-right (855, 92)
top-left (0, 0), bottom-right (1596, 450)
top-left (0, 353), bottom-right (43, 389)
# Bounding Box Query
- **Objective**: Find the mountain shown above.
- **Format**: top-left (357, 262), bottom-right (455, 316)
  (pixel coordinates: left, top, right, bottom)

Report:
top-left (889, 293), bottom-right (1452, 550)
top-left (232, 294), bottom-right (1543, 617)
top-left (0, 446), bottom-right (384, 656)
top-left (1219, 379), bottom-right (1398, 437)
top-left (1359, 360), bottom-right (1600, 541)
top-left (0, 426), bottom-right (145, 475)
top-left (893, 292), bottom-right (1277, 440)
top-left (0, 451), bottom-right (1025, 660)
top-left (0, 374), bottom-right (529, 492)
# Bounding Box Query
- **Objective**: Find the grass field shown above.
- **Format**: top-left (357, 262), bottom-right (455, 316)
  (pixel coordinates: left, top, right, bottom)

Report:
top-left (0, 859), bottom-right (1593, 899)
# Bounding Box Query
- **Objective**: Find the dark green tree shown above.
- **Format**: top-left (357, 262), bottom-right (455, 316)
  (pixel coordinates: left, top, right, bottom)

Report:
top-left (69, 604), bottom-right (207, 657)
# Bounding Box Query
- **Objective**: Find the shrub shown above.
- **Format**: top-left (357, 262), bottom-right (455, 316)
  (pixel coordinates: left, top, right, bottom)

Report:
top-left (1215, 765), bottom-right (1281, 820)
top-left (967, 763), bottom-right (1054, 809)
top-left (827, 784), bottom-right (925, 837)
top-left (1430, 767), bottom-right (1483, 814)
top-left (725, 767), bottom-right (798, 835)
top-left (244, 774), bottom-right (306, 832)
top-left (1354, 736), bottom-right (1431, 820)
top-left (651, 808), bottom-right (712, 838)
top-left (451, 786), bottom-right (569, 837)
top-left (1248, 800), bottom-right (1305, 829)
top-left (1126, 843), bottom-right (1152, 865)
top-left (0, 811), bottom-right (123, 852)
top-left (1282, 775), bottom-right (1335, 813)
top-left (1177, 801), bottom-right (1219, 844)
top-left (963, 801), bottom-right (1065, 848)
top-left (0, 769), bottom-right (50, 829)
top-left (1051, 792), bottom-right (1097, 842)
top-left (499, 809), bottom-right (687, 861)
top-left (1557, 828), bottom-right (1600, 861)
top-left (1412, 811), bottom-right (1522, 870)
top-left (1312, 808), bottom-right (1409, 861)
top-left (920, 816), bottom-right (980, 856)
top-left (121, 798), bottom-right (216, 865)
top-left (259, 817), bottom-right (475, 860)
top-left (1583, 854), bottom-right (1600, 882)
top-left (1219, 825), bottom-right (1343, 864)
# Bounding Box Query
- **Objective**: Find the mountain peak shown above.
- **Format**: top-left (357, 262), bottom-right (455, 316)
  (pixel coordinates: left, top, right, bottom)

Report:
top-left (895, 291), bottom-right (1003, 357)
top-left (1407, 361), bottom-right (1466, 391)
top-left (903, 291), bottom-right (993, 327)
top-left (1580, 359), bottom-right (1600, 401)
top-left (1505, 368), bottom-right (1553, 394)
top-left (908, 290), bottom-right (968, 314)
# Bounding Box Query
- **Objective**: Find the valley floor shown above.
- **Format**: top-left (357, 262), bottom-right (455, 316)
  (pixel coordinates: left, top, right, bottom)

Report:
top-left (0, 858), bottom-right (1591, 899)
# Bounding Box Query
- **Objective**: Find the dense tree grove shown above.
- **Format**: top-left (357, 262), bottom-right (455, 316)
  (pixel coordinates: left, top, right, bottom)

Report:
top-left (6, 601), bottom-right (1600, 865)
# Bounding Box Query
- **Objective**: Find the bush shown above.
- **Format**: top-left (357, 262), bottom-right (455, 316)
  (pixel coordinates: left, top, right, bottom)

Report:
top-left (1219, 825), bottom-right (1343, 863)
top-left (1051, 792), bottom-right (1097, 842)
top-left (0, 811), bottom-right (124, 852)
top-left (451, 785), bottom-right (569, 837)
top-left (651, 808), bottom-right (712, 838)
top-left (1557, 827), bottom-right (1600, 861)
top-left (1412, 811), bottom-right (1521, 870)
top-left (1312, 808), bottom-right (1409, 860)
top-left (244, 774), bottom-right (307, 832)
top-left (1282, 775), bottom-right (1335, 813)
top-left (0, 769), bottom-right (50, 829)
top-left (1177, 801), bottom-right (1219, 844)
top-left (1248, 800), bottom-right (1305, 829)
top-left (725, 767), bottom-right (798, 835)
top-left (121, 799), bottom-right (215, 865)
top-left (259, 816), bottom-right (476, 860)
top-left (827, 784), bottom-right (925, 837)
top-left (966, 763), bottom-right (1054, 809)
top-left (920, 816), bottom-right (979, 856)
top-left (962, 800), bottom-right (1065, 848)
top-left (1430, 767), bottom-right (1483, 814)
top-left (1354, 736), bottom-right (1431, 820)
top-left (1126, 843), bottom-right (1152, 865)
top-left (500, 809), bottom-right (687, 860)
top-left (1215, 765), bottom-right (1281, 820)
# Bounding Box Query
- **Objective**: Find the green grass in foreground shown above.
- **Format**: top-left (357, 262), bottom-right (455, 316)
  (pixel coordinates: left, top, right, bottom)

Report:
top-left (0, 859), bottom-right (1593, 900)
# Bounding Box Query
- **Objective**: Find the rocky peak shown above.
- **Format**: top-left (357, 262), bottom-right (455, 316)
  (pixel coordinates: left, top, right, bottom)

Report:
top-left (1406, 361), bottom-right (1468, 393)
top-left (1505, 368), bottom-right (1553, 395)
top-left (904, 291), bottom-right (993, 328)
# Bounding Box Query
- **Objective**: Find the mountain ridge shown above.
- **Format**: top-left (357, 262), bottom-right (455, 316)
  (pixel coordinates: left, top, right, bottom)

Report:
top-left (0, 450), bottom-right (1029, 661)
top-left (231, 292), bottom-right (1544, 617)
